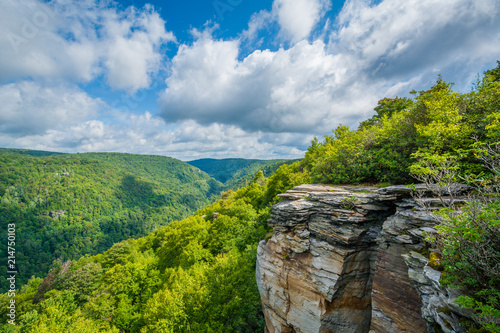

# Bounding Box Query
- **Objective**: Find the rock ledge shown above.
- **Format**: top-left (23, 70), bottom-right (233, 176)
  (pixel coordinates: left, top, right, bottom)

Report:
top-left (256, 184), bottom-right (472, 333)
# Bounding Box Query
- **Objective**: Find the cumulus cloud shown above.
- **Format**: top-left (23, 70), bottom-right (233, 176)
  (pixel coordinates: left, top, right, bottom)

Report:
top-left (244, 0), bottom-right (331, 43)
top-left (160, 0), bottom-right (500, 136)
top-left (2, 0), bottom-right (500, 160)
top-left (274, 0), bottom-right (332, 42)
top-left (159, 32), bottom-right (396, 134)
top-left (0, 81), bottom-right (102, 136)
top-left (103, 5), bottom-right (175, 91)
top-left (2, 112), bottom-right (307, 160)
top-left (331, 0), bottom-right (500, 81)
top-left (0, 0), bottom-right (175, 92)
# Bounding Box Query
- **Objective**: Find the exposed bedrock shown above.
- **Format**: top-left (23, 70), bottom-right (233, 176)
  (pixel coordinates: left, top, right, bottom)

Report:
top-left (256, 184), bottom-right (472, 333)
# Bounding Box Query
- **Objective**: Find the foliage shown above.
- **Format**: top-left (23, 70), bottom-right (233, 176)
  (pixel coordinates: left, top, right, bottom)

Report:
top-left (409, 70), bottom-right (500, 332)
top-left (303, 65), bottom-right (500, 185)
top-left (432, 200), bottom-right (500, 332)
top-left (358, 97), bottom-right (414, 129)
top-left (0, 151), bottom-right (222, 291)
top-left (187, 158), bottom-right (295, 189)
top-left (0, 160), bottom-right (308, 332)
top-left (0, 148), bottom-right (64, 157)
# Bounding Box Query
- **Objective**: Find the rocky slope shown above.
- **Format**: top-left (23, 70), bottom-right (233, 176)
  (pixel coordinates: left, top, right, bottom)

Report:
top-left (256, 184), bottom-right (473, 333)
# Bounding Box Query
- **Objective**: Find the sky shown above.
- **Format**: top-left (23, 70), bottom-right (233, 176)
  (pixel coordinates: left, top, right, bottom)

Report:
top-left (0, 0), bottom-right (499, 161)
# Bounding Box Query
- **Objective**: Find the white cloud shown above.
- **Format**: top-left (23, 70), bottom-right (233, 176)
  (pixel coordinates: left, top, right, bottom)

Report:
top-left (103, 5), bottom-right (175, 92)
top-left (243, 0), bottom-right (331, 43)
top-left (243, 9), bottom-right (274, 43)
top-left (0, 81), bottom-right (102, 136)
top-left (331, 0), bottom-right (500, 80)
top-left (274, 0), bottom-right (331, 42)
top-left (0, 0), bottom-right (175, 92)
top-left (160, 32), bottom-right (387, 134)
top-left (2, 112), bottom-right (307, 160)
top-left (2, 0), bottom-right (500, 160)
top-left (160, 0), bottom-right (500, 137)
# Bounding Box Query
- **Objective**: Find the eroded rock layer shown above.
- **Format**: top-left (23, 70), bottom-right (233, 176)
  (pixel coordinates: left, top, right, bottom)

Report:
top-left (256, 184), bottom-right (471, 333)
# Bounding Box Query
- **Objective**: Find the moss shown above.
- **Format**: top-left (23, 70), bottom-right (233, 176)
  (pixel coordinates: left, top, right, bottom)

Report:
top-left (264, 232), bottom-right (274, 243)
top-left (420, 247), bottom-right (430, 257)
top-left (442, 319), bottom-right (452, 330)
top-left (469, 328), bottom-right (489, 333)
top-left (430, 321), bottom-right (444, 333)
top-left (428, 252), bottom-right (444, 271)
top-left (459, 317), bottom-right (471, 326)
top-left (340, 195), bottom-right (359, 210)
top-left (415, 244), bottom-right (431, 257)
top-left (437, 306), bottom-right (452, 316)
top-left (436, 312), bottom-right (453, 330)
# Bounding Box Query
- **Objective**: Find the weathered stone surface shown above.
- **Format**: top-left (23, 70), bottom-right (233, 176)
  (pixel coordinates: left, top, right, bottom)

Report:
top-left (41, 210), bottom-right (67, 219)
top-left (257, 185), bottom-right (394, 333)
top-left (370, 244), bottom-right (428, 333)
top-left (257, 184), bottom-right (477, 333)
top-left (402, 251), bottom-right (474, 333)
top-left (377, 183), bottom-right (471, 197)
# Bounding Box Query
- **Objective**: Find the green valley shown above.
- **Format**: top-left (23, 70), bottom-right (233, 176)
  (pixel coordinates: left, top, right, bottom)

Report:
top-left (187, 158), bottom-right (295, 189)
top-left (0, 151), bottom-right (223, 292)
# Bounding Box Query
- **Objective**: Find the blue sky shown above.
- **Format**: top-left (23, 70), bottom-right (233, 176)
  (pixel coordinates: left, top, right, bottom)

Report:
top-left (0, 0), bottom-right (499, 160)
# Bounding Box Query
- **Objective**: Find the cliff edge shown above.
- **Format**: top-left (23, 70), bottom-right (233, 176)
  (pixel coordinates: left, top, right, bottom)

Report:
top-left (256, 184), bottom-right (472, 333)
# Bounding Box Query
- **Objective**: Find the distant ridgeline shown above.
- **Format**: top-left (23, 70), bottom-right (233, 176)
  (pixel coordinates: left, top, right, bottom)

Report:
top-left (1, 62), bottom-right (499, 332)
top-left (188, 158), bottom-right (296, 189)
top-left (0, 150), bottom-right (224, 291)
top-left (0, 148), bottom-right (64, 157)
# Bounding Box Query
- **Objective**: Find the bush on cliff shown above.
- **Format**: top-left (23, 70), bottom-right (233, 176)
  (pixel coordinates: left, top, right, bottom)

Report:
top-left (412, 68), bottom-right (500, 332)
top-left (434, 199), bottom-right (500, 332)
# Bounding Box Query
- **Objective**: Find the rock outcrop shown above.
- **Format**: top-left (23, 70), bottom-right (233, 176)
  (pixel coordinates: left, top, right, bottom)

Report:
top-left (41, 210), bottom-right (67, 219)
top-left (256, 184), bottom-right (472, 333)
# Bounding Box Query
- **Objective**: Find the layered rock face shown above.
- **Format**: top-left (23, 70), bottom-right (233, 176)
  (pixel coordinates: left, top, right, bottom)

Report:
top-left (256, 184), bottom-right (471, 333)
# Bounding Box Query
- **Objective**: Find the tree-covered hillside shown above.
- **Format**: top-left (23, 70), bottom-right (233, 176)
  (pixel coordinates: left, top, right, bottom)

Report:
top-left (2, 62), bottom-right (499, 333)
top-left (187, 158), bottom-right (294, 189)
top-left (0, 159), bottom-right (311, 333)
top-left (0, 151), bottom-right (223, 292)
top-left (0, 148), bottom-right (64, 157)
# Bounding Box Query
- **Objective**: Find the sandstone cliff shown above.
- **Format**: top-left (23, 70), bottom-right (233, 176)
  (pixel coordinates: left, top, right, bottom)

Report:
top-left (256, 184), bottom-right (473, 333)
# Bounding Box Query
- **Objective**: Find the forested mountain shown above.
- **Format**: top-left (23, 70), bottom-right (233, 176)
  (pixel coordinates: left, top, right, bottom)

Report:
top-left (187, 158), bottom-right (295, 188)
top-left (1, 62), bottom-right (499, 332)
top-left (0, 154), bottom-right (309, 333)
top-left (0, 151), bottom-right (223, 292)
top-left (0, 148), bottom-right (64, 157)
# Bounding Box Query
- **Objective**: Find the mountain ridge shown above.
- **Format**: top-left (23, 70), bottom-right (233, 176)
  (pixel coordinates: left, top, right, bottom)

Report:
top-left (188, 157), bottom-right (297, 188)
top-left (0, 150), bottom-right (222, 292)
